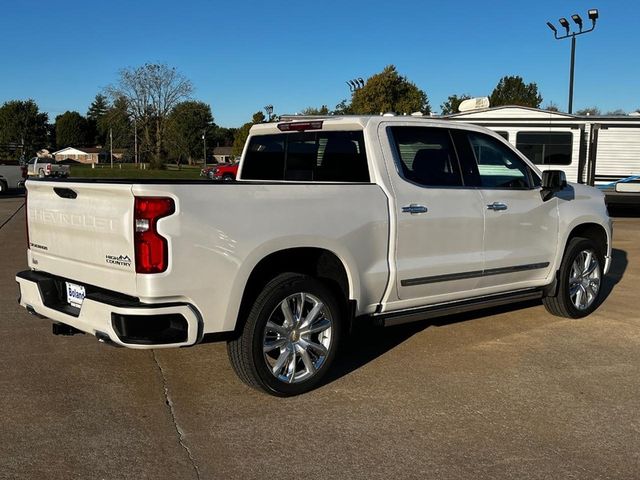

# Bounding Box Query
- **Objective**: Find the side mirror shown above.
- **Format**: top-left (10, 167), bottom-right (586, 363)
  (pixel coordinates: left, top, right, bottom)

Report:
top-left (541, 170), bottom-right (567, 201)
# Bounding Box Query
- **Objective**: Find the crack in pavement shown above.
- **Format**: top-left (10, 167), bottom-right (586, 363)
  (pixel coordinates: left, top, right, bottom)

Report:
top-left (0, 201), bottom-right (25, 231)
top-left (152, 350), bottom-right (202, 480)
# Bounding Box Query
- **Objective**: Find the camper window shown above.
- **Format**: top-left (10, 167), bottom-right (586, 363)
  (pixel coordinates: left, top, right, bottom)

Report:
top-left (516, 132), bottom-right (573, 166)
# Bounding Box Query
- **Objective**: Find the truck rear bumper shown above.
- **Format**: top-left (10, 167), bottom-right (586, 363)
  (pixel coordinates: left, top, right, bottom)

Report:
top-left (16, 270), bottom-right (202, 349)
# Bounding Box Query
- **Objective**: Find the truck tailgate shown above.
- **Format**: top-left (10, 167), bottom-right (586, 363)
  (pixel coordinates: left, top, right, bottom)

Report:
top-left (26, 181), bottom-right (138, 295)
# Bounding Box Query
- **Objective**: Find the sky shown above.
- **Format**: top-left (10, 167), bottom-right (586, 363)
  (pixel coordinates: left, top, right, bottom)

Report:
top-left (1, 0), bottom-right (638, 127)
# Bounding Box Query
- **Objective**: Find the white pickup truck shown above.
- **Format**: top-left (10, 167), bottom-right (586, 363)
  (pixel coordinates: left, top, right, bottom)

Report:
top-left (17, 116), bottom-right (612, 396)
top-left (0, 163), bottom-right (26, 192)
top-left (26, 157), bottom-right (70, 178)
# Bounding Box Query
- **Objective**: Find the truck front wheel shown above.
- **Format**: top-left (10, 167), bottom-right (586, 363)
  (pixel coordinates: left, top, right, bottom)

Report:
top-left (227, 273), bottom-right (342, 396)
top-left (543, 237), bottom-right (604, 318)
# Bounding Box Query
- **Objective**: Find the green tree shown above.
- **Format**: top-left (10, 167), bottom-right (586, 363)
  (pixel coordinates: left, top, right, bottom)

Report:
top-left (87, 94), bottom-right (109, 145)
top-left (301, 105), bottom-right (330, 115)
top-left (99, 96), bottom-right (133, 150)
top-left (350, 65), bottom-right (430, 115)
top-left (0, 99), bottom-right (48, 160)
top-left (489, 75), bottom-right (542, 108)
top-left (575, 106), bottom-right (601, 116)
top-left (108, 63), bottom-right (193, 168)
top-left (544, 102), bottom-right (560, 112)
top-left (333, 99), bottom-right (352, 115)
top-left (55, 111), bottom-right (90, 149)
top-left (232, 111), bottom-right (265, 157)
top-left (213, 126), bottom-right (236, 147)
top-left (440, 94), bottom-right (471, 115)
top-left (605, 109), bottom-right (626, 116)
top-left (165, 101), bottom-right (214, 165)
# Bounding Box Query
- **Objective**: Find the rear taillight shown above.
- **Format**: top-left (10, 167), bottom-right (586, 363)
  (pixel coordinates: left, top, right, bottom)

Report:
top-left (134, 197), bottom-right (175, 274)
top-left (46, 164), bottom-right (51, 173)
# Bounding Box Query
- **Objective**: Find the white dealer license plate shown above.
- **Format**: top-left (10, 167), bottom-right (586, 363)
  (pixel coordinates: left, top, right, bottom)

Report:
top-left (65, 282), bottom-right (86, 308)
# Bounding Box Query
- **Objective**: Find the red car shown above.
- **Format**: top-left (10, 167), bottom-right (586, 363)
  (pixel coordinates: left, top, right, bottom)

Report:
top-left (201, 162), bottom-right (238, 181)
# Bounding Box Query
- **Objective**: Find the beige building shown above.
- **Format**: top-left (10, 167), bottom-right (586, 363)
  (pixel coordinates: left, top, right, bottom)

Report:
top-left (52, 147), bottom-right (125, 164)
top-left (213, 146), bottom-right (233, 164)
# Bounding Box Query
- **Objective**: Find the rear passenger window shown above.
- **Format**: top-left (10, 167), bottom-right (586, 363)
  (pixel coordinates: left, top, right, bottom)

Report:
top-left (390, 127), bottom-right (463, 187)
top-left (242, 131), bottom-right (369, 182)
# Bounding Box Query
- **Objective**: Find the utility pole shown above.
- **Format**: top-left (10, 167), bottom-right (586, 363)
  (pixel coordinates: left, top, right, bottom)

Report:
top-left (134, 117), bottom-right (138, 166)
top-left (110, 128), bottom-right (113, 169)
top-left (202, 131), bottom-right (207, 168)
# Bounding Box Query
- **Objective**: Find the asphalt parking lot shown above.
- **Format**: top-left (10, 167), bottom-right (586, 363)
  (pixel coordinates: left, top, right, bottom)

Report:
top-left (1, 193), bottom-right (639, 480)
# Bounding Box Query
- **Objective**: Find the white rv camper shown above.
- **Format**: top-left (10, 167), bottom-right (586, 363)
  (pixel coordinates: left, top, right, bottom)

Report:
top-left (447, 106), bottom-right (640, 205)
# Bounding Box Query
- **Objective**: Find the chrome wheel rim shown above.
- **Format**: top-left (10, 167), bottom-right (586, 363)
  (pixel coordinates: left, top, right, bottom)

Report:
top-left (569, 249), bottom-right (601, 311)
top-left (262, 292), bottom-right (333, 384)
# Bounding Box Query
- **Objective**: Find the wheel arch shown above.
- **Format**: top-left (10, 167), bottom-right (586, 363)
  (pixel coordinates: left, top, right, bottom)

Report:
top-left (231, 246), bottom-right (358, 337)
top-left (567, 222), bottom-right (608, 259)
top-left (547, 220), bottom-right (611, 297)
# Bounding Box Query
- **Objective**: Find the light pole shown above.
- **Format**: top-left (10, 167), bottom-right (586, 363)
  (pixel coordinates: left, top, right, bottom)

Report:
top-left (202, 130), bottom-right (207, 168)
top-left (346, 77), bottom-right (364, 93)
top-left (264, 104), bottom-right (274, 122)
top-left (133, 116), bottom-right (138, 165)
top-left (546, 9), bottom-right (599, 114)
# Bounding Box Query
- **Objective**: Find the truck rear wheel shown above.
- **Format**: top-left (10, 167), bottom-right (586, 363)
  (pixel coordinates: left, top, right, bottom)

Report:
top-left (227, 273), bottom-right (342, 396)
top-left (543, 237), bottom-right (604, 318)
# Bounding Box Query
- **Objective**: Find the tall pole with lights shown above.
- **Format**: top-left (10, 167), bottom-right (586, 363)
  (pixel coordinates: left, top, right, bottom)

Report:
top-left (202, 130), bottom-right (207, 168)
top-left (264, 105), bottom-right (274, 122)
top-left (346, 78), bottom-right (365, 93)
top-left (546, 9), bottom-right (599, 114)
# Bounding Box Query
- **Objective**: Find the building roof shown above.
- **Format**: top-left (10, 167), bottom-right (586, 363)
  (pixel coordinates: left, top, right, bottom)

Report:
top-left (213, 146), bottom-right (233, 155)
top-left (52, 146), bottom-right (127, 155)
top-left (445, 105), bottom-right (575, 120)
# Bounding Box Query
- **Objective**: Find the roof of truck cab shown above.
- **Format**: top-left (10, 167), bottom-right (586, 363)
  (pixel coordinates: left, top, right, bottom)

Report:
top-left (249, 115), bottom-right (466, 135)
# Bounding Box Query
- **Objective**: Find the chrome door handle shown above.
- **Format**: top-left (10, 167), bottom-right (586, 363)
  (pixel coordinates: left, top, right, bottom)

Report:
top-left (487, 202), bottom-right (508, 211)
top-left (402, 204), bottom-right (428, 214)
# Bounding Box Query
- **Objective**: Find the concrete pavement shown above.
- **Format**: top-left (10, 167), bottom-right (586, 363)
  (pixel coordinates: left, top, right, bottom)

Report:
top-left (1, 195), bottom-right (639, 479)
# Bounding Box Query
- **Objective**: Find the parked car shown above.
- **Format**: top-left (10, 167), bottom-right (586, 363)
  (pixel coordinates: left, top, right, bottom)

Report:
top-left (201, 162), bottom-right (238, 181)
top-left (26, 157), bottom-right (70, 178)
top-left (0, 163), bottom-right (27, 193)
top-left (16, 115), bottom-right (612, 396)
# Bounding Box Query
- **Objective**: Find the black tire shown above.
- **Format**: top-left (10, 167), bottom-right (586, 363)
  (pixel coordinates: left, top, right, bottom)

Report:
top-left (222, 174), bottom-right (234, 182)
top-left (38, 169), bottom-right (45, 178)
top-left (227, 273), bottom-right (343, 396)
top-left (543, 237), bottom-right (604, 318)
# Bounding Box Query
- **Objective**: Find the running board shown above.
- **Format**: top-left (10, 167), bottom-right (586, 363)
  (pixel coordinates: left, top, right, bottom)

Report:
top-left (373, 289), bottom-right (543, 327)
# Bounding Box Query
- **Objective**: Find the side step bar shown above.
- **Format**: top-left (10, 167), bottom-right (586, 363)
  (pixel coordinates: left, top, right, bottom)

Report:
top-left (373, 289), bottom-right (543, 327)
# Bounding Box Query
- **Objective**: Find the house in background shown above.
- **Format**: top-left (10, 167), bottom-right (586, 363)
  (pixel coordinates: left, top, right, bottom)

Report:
top-left (52, 147), bottom-right (126, 164)
top-left (213, 146), bottom-right (233, 163)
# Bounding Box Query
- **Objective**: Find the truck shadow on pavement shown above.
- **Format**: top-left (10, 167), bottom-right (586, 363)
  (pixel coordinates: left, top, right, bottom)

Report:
top-left (323, 247), bottom-right (628, 388)
top-left (600, 247), bottom-right (627, 302)
top-left (0, 190), bottom-right (26, 199)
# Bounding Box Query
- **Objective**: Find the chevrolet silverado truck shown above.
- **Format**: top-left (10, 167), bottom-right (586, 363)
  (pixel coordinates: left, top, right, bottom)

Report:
top-left (16, 116), bottom-right (612, 396)
top-left (26, 157), bottom-right (70, 178)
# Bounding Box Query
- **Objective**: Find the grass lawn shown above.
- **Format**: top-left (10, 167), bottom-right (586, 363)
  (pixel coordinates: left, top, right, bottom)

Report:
top-left (69, 163), bottom-right (205, 180)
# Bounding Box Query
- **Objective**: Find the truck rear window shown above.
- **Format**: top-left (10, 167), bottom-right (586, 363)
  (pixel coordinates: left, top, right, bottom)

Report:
top-left (242, 131), bottom-right (370, 182)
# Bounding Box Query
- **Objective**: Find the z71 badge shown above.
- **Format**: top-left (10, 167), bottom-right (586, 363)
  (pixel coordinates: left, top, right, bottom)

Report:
top-left (106, 254), bottom-right (132, 267)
